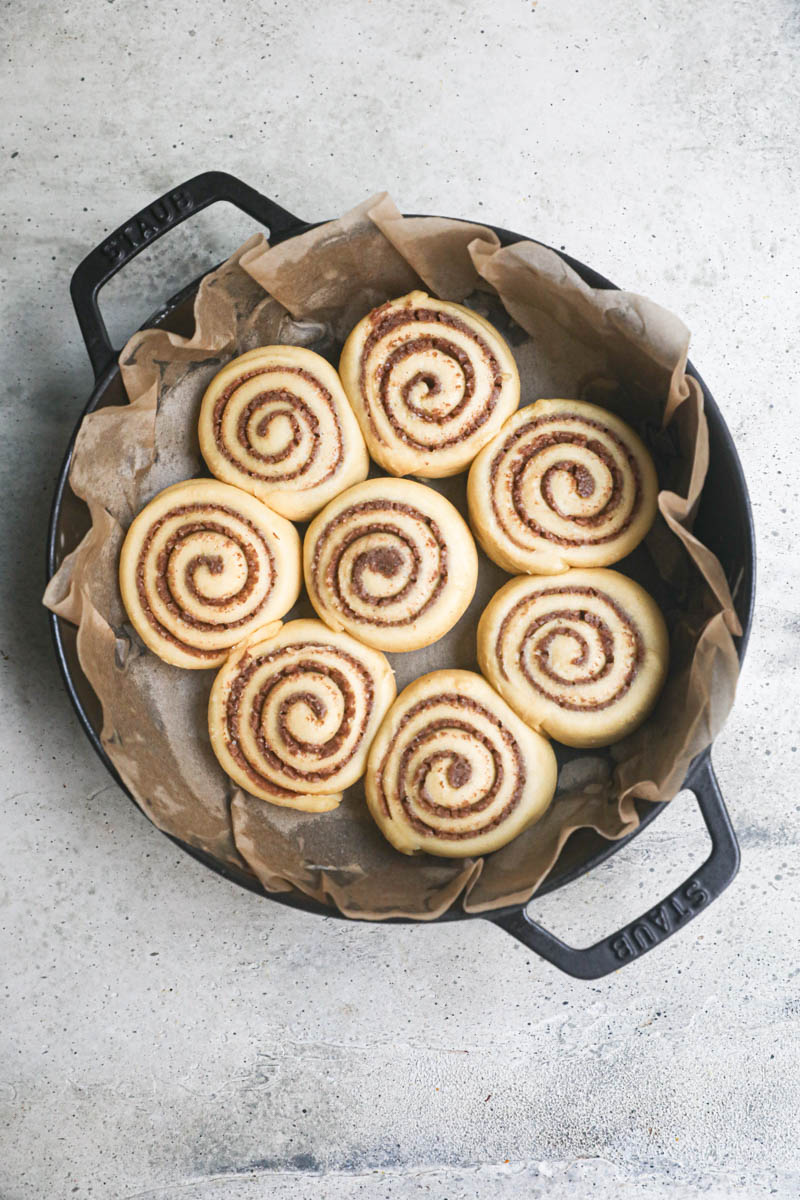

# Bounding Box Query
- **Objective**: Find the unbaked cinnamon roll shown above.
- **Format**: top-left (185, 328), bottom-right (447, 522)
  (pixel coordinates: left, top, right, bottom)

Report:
top-left (303, 477), bottom-right (478, 652)
top-left (339, 291), bottom-right (520, 478)
top-left (365, 669), bottom-right (557, 857)
top-left (208, 619), bottom-right (396, 807)
top-left (118, 479), bottom-right (301, 669)
top-left (468, 398), bottom-right (658, 574)
top-left (198, 346), bottom-right (369, 521)
top-left (478, 569), bottom-right (669, 748)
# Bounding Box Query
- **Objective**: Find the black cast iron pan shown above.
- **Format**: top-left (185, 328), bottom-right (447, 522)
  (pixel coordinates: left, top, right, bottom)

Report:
top-left (47, 172), bottom-right (756, 979)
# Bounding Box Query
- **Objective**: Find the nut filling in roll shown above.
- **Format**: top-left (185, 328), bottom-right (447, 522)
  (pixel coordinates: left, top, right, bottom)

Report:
top-left (304, 478), bottom-right (478, 652)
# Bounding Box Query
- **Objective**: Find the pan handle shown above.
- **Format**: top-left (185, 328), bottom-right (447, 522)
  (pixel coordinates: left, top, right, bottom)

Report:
top-left (70, 171), bottom-right (307, 380)
top-left (487, 753), bottom-right (740, 980)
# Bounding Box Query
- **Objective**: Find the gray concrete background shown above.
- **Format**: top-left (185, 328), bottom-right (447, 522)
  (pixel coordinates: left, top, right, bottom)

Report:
top-left (1, 0), bottom-right (798, 1196)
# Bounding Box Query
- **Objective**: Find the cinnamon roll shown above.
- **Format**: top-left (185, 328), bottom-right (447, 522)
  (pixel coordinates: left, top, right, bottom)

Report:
top-left (118, 479), bottom-right (301, 669)
top-left (198, 345), bottom-right (369, 521)
top-left (468, 398), bottom-right (658, 574)
top-left (208, 619), bottom-right (396, 806)
top-left (303, 477), bottom-right (478, 652)
top-left (339, 291), bottom-right (520, 478)
top-left (478, 569), bottom-right (669, 748)
top-left (365, 669), bottom-right (557, 858)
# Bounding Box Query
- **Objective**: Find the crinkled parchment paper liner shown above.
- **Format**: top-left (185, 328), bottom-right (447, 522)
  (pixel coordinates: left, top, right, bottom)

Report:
top-left (44, 195), bottom-right (741, 918)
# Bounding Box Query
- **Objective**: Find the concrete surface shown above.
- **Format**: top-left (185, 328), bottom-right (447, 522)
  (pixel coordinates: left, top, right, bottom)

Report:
top-left (2, 0), bottom-right (798, 1196)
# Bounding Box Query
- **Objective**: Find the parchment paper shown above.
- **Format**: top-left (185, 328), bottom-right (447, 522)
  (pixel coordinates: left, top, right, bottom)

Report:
top-left (44, 194), bottom-right (741, 917)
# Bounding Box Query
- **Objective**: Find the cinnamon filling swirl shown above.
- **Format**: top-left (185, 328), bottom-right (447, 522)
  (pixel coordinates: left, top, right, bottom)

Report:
top-left (212, 365), bottom-right (342, 484)
top-left (222, 643), bottom-right (374, 787)
top-left (375, 695), bottom-right (524, 840)
top-left (490, 416), bottom-right (642, 549)
top-left (359, 306), bottom-right (503, 447)
top-left (495, 586), bottom-right (644, 712)
top-left (310, 500), bottom-right (447, 628)
top-left (134, 504), bottom-right (274, 658)
top-left (209, 620), bottom-right (396, 801)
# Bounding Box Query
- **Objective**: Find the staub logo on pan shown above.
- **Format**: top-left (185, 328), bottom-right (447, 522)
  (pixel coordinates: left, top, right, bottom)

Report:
top-left (608, 878), bottom-right (710, 962)
top-left (100, 188), bottom-right (194, 262)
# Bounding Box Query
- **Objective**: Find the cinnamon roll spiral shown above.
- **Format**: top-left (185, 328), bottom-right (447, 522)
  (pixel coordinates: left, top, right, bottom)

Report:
top-left (118, 479), bottom-right (301, 669)
top-left (478, 569), bottom-right (669, 748)
top-left (208, 619), bottom-right (396, 806)
top-left (304, 478), bottom-right (479, 652)
top-left (365, 669), bottom-right (557, 857)
top-left (339, 291), bottom-right (520, 478)
top-left (198, 346), bottom-right (369, 520)
top-left (468, 398), bottom-right (658, 574)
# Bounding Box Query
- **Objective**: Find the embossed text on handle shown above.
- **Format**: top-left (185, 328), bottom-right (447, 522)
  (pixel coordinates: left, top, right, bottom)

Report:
top-left (100, 187), bottom-right (196, 263)
top-left (609, 877), bottom-right (710, 962)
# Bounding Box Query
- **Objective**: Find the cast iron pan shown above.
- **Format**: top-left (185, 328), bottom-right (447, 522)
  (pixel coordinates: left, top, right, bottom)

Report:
top-left (47, 172), bottom-right (756, 979)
